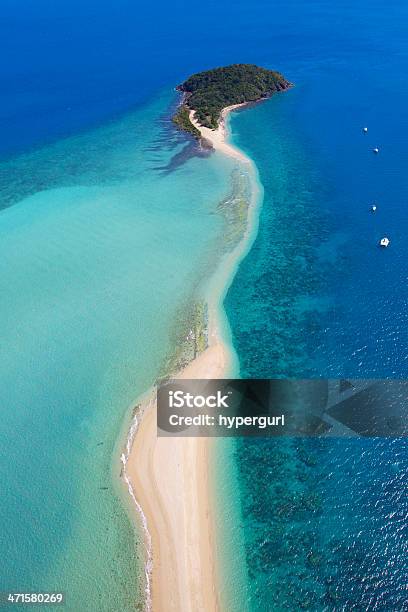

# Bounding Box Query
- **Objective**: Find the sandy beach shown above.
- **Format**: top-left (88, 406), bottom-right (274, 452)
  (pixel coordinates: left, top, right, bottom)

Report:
top-left (189, 105), bottom-right (250, 163)
top-left (125, 105), bottom-right (258, 612)
top-left (127, 340), bottom-right (231, 611)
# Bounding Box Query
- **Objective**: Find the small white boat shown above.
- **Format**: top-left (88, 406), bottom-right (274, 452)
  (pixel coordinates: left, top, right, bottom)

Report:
top-left (379, 237), bottom-right (390, 247)
top-left (371, 204), bottom-right (377, 212)
top-left (363, 127), bottom-right (368, 133)
top-left (373, 147), bottom-right (379, 154)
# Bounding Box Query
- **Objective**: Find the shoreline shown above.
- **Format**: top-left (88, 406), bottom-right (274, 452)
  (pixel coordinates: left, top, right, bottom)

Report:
top-left (123, 105), bottom-right (263, 611)
top-left (189, 104), bottom-right (250, 163)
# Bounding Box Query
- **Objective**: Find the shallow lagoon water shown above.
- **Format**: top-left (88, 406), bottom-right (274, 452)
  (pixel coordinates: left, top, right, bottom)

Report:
top-left (0, 91), bottom-right (238, 609)
top-left (2, 0), bottom-right (408, 609)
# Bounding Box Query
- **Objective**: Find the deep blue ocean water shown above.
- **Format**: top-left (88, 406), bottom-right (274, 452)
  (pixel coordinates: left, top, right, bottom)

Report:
top-left (1, 0), bottom-right (408, 610)
top-left (223, 3), bottom-right (408, 609)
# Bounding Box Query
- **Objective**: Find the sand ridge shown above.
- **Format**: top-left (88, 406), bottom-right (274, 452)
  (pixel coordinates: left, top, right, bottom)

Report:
top-left (127, 342), bottom-right (230, 611)
top-left (189, 105), bottom-right (250, 163)
top-left (126, 103), bottom-right (258, 612)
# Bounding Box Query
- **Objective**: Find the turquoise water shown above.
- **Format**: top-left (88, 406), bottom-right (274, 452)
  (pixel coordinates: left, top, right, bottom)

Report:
top-left (3, 0), bottom-right (408, 609)
top-left (0, 90), bottom-right (238, 610)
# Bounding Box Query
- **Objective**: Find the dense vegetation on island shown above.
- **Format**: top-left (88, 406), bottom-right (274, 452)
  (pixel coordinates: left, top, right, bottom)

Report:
top-left (172, 104), bottom-right (201, 138)
top-left (173, 64), bottom-right (291, 137)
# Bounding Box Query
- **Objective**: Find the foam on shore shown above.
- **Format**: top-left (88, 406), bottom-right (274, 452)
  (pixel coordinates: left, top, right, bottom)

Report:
top-left (120, 401), bottom-right (153, 611)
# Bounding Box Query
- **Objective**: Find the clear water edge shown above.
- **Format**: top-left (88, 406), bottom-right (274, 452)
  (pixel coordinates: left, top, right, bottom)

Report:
top-left (115, 107), bottom-right (265, 611)
top-left (4, 4), bottom-right (408, 602)
top-left (0, 89), bottom-right (242, 611)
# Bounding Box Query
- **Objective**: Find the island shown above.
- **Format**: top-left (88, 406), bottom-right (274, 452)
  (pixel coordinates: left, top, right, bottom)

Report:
top-left (126, 64), bottom-right (291, 612)
top-left (173, 63), bottom-right (291, 138)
